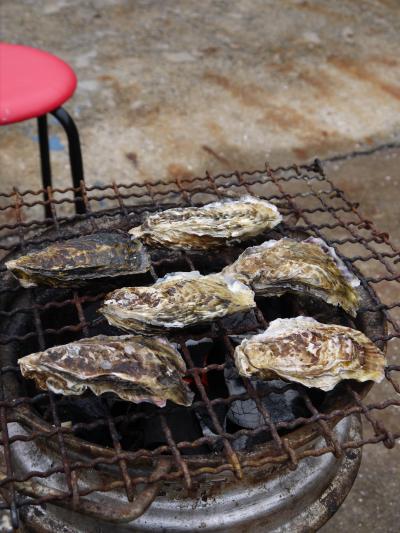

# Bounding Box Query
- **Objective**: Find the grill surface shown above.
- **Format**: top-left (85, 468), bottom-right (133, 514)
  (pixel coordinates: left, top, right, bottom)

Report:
top-left (0, 160), bottom-right (399, 529)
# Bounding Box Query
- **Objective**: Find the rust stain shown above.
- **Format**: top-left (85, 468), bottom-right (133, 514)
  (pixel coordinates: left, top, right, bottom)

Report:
top-left (167, 163), bottom-right (193, 181)
top-left (261, 106), bottom-right (297, 129)
top-left (120, 82), bottom-right (141, 101)
top-left (202, 46), bottom-right (219, 56)
top-left (204, 70), bottom-right (327, 140)
top-left (368, 55), bottom-right (399, 68)
top-left (298, 70), bottom-right (335, 98)
top-left (259, 103), bottom-right (322, 138)
top-left (376, 0), bottom-right (399, 8)
top-left (268, 61), bottom-right (295, 75)
top-left (97, 74), bottom-right (116, 82)
top-left (129, 104), bottom-right (161, 125)
top-left (259, 102), bottom-right (339, 164)
top-left (97, 74), bottom-right (141, 109)
top-left (292, 135), bottom-right (346, 162)
top-left (125, 152), bottom-right (139, 167)
top-left (328, 55), bottom-right (400, 101)
top-left (202, 71), bottom-right (267, 107)
top-left (201, 145), bottom-right (230, 167)
top-left (294, 1), bottom-right (349, 20)
top-left (292, 147), bottom-right (309, 160)
top-left (206, 121), bottom-right (225, 141)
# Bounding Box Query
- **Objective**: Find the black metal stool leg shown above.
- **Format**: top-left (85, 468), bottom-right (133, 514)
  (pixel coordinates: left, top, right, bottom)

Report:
top-left (37, 115), bottom-right (53, 220)
top-left (51, 107), bottom-right (86, 214)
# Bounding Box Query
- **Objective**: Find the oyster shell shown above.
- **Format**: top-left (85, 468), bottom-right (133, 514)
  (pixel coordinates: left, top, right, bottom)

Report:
top-left (100, 271), bottom-right (256, 334)
top-left (129, 196), bottom-right (282, 249)
top-left (6, 231), bottom-right (151, 288)
top-left (18, 335), bottom-right (193, 407)
top-left (234, 316), bottom-right (385, 391)
top-left (223, 237), bottom-right (360, 316)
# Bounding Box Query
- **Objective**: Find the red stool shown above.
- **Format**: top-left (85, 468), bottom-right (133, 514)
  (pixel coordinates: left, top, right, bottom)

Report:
top-left (0, 42), bottom-right (85, 215)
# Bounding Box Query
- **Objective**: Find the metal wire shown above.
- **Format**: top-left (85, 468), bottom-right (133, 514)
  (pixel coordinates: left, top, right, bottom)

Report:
top-left (0, 160), bottom-right (398, 527)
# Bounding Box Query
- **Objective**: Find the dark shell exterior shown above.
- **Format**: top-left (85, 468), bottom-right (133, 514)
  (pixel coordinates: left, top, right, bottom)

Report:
top-left (18, 334), bottom-right (193, 407)
top-left (6, 232), bottom-right (151, 288)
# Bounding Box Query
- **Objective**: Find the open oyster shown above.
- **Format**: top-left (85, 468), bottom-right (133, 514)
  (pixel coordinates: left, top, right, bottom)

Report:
top-left (223, 237), bottom-right (360, 316)
top-left (234, 316), bottom-right (385, 391)
top-left (18, 335), bottom-right (193, 407)
top-left (100, 271), bottom-right (256, 334)
top-left (6, 231), bottom-right (151, 288)
top-left (129, 196), bottom-right (282, 250)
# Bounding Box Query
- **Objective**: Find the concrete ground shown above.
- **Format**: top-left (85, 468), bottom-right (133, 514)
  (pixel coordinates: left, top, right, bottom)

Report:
top-left (0, 1), bottom-right (399, 531)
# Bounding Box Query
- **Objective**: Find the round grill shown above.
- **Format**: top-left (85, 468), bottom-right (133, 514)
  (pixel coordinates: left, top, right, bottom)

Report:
top-left (0, 161), bottom-right (398, 528)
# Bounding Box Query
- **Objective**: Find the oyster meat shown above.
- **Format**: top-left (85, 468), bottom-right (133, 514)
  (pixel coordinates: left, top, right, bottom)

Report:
top-left (129, 196), bottom-right (282, 249)
top-left (223, 237), bottom-right (360, 316)
top-left (100, 271), bottom-right (256, 334)
top-left (18, 335), bottom-right (193, 407)
top-left (6, 231), bottom-right (151, 288)
top-left (234, 316), bottom-right (385, 391)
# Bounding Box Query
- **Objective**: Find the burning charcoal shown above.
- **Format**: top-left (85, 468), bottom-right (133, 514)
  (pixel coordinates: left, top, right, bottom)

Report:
top-left (224, 366), bottom-right (300, 431)
top-left (18, 335), bottom-right (193, 407)
top-left (100, 272), bottom-right (256, 334)
top-left (129, 196), bottom-right (282, 250)
top-left (6, 231), bottom-right (150, 288)
top-left (234, 317), bottom-right (386, 391)
top-left (223, 237), bottom-right (361, 316)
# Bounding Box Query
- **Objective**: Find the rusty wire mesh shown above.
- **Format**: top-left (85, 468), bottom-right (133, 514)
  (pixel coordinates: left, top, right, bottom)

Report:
top-left (0, 160), bottom-right (399, 528)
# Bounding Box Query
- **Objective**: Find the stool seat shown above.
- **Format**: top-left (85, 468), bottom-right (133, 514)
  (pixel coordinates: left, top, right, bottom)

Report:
top-left (0, 43), bottom-right (77, 125)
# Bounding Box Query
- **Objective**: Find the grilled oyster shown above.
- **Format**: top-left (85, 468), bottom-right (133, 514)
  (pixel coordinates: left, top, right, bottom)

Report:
top-left (6, 232), bottom-right (150, 288)
top-left (129, 196), bottom-right (282, 249)
top-left (18, 335), bottom-right (193, 407)
top-left (100, 271), bottom-right (256, 334)
top-left (234, 316), bottom-right (385, 391)
top-left (223, 237), bottom-right (360, 316)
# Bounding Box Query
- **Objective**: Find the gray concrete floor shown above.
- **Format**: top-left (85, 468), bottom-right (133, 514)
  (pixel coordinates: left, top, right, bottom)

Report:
top-left (322, 151), bottom-right (400, 533)
top-left (0, 1), bottom-right (399, 531)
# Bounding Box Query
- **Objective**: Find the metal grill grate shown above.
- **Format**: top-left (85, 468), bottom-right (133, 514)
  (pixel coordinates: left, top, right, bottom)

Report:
top-left (0, 160), bottom-right (399, 528)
